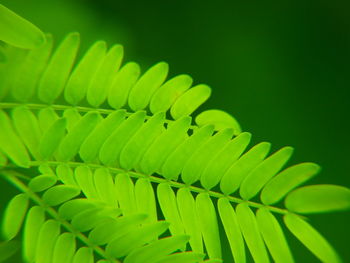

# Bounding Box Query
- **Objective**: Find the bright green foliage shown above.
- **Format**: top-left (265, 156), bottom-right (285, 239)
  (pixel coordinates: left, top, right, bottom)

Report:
top-left (285, 184), bottom-right (350, 213)
top-left (87, 45), bottom-right (123, 107)
top-left (236, 204), bottom-right (270, 263)
top-left (124, 235), bottom-right (190, 263)
top-left (196, 193), bottom-right (221, 259)
top-left (2, 193), bottom-right (29, 240)
top-left (108, 62), bottom-right (141, 110)
top-left (157, 183), bottom-right (185, 237)
top-left (260, 162), bottom-right (321, 205)
top-left (23, 206), bottom-right (45, 262)
top-left (52, 233), bottom-right (76, 263)
top-left (284, 214), bottom-right (341, 263)
top-left (218, 198), bottom-right (245, 263)
top-left (42, 185), bottom-right (81, 206)
top-left (240, 146), bottom-right (294, 200)
top-left (170, 84), bottom-right (211, 119)
top-left (128, 62), bottom-right (169, 111)
top-left (177, 188), bottom-right (203, 253)
top-left (0, 5), bottom-right (349, 263)
top-left (0, 4), bottom-right (45, 49)
top-left (35, 220), bottom-right (60, 263)
top-left (39, 117), bottom-right (67, 159)
top-left (38, 32), bottom-right (80, 104)
top-left (256, 208), bottom-right (294, 263)
top-left (150, 74), bottom-right (192, 114)
top-left (28, 174), bottom-right (57, 192)
top-left (12, 106), bottom-right (42, 159)
top-left (0, 110), bottom-right (30, 167)
top-left (72, 247), bottom-right (94, 263)
top-left (195, 109), bottom-right (241, 134)
top-left (11, 34), bottom-right (53, 102)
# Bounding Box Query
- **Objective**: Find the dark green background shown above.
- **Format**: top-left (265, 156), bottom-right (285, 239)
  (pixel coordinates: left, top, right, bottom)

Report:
top-left (1, 0), bottom-right (349, 262)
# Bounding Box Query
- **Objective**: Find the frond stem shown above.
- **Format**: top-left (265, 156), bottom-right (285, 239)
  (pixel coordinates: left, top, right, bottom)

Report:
top-left (29, 160), bottom-right (290, 216)
top-left (0, 102), bottom-right (198, 130)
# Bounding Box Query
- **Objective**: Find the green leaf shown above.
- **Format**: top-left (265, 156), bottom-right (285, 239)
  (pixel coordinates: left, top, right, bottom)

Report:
top-left (52, 233), bottom-right (76, 263)
top-left (154, 252), bottom-right (205, 263)
top-left (240, 146), bottom-right (293, 200)
top-left (42, 185), bottom-right (80, 206)
top-left (37, 106), bottom-right (59, 132)
top-left (150, 74), bottom-right (192, 114)
top-left (196, 193), bottom-right (221, 259)
top-left (88, 214), bottom-right (147, 245)
top-left (106, 221), bottom-right (170, 258)
top-left (135, 178), bottom-right (158, 224)
top-left (99, 111), bottom-right (146, 166)
top-left (75, 166), bottom-right (98, 199)
top-left (56, 164), bottom-right (77, 186)
top-left (58, 198), bottom-right (97, 220)
top-left (120, 112), bottom-right (165, 170)
top-left (72, 247), bottom-right (94, 263)
top-left (157, 183), bottom-right (185, 237)
top-left (79, 109), bottom-right (126, 162)
top-left (29, 174), bottom-right (57, 192)
top-left (38, 32), bottom-right (80, 103)
top-left (2, 193), bottom-right (29, 240)
top-left (12, 106), bottom-right (42, 159)
top-left (220, 142), bottom-right (271, 195)
top-left (139, 116), bottom-right (191, 176)
top-left (71, 207), bottom-right (121, 232)
top-left (35, 220), bottom-right (60, 263)
top-left (124, 235), bottom-right (190, 263)
top-left (285, 184), bottom-right (350, 213)
top-left (0, 46), bottom-right (27, 100)
top-left (195, 109), bottom-right (241, 134)
top-left (62, 108), bottom-right (81, 132)
top-left (94, 168), bottom-right (117, 207)
top-left (87, 44), bottom-right (123, 107)
top-left (256, 208), bottom-right (294, 263)
top-left (57, 111), bottom-right (101, 161)
top-left (39, 117), bottom-right (67, 160)
top-left (201, 132), bottom-right (251, 190)
top-left (0, 110), bottom-right (30, 167)
top-left (23, 206), bottom-right (45, 262)
top-left (65, 40), bottom-right (107, 105)
top-left (261, 162), bottom-right (321, 205)
top-left (182, 128), bottom-right (233, 185)
top-left (128, 61), bottom-right (168, 111)
top-left (284, 213), bottom-right (341, 263)
top-left (170, 84), bottom-right (211, 119)
top-left (161, 124), bottom-right (214, 181)
top-left (115, 173), bottom-right (137, 215)
top-left (108, 62), bottom-right (141, 109)
top-left (217, 198), bottom-right (245, 263)
top-left (177, 188), bottom-right (203, 253)
top-left (11, 34), bottom-right (53, 102)
top-left (38, 164), bottom-right (54, 174)
top-left (236, 203), bottom-right (270, 263)
top-left (0, 4), bottom-right (45, 48)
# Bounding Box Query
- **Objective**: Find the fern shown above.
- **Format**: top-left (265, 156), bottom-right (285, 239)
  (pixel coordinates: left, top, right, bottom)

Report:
top-left (0, 4), bottom-right (350, 263)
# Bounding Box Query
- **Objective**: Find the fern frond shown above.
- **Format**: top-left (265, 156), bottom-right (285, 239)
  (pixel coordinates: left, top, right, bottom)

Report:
top-left (1, 171), bottom-right (197, 263)
top-left (0, 28), bottom-right (349, 263)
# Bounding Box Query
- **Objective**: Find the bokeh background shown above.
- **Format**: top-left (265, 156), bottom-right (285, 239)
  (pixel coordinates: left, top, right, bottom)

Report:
top-left (1, 0), bottom-right (349, 262)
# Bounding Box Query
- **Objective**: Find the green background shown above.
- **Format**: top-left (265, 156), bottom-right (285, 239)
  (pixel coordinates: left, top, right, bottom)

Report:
top-left (1, 0), bottom-right (349, 262)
